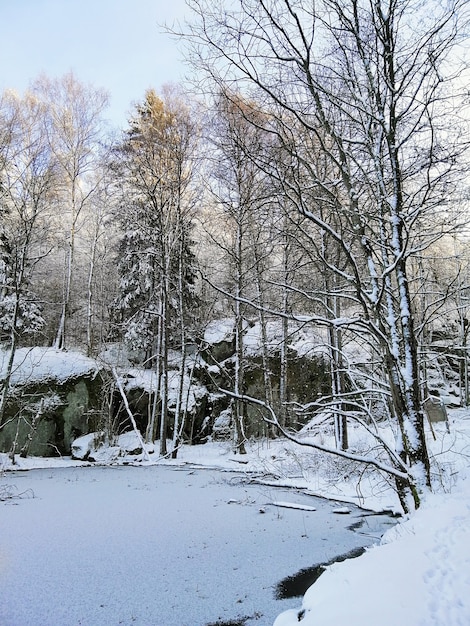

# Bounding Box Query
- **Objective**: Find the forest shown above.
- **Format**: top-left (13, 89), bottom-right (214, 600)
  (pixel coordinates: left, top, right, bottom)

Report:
top-left (1, 0), bottom-right (470, 514)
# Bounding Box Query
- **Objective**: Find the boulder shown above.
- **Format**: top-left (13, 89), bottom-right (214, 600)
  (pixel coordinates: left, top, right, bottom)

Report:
top-left (0, 348), bottom-right (103, 457)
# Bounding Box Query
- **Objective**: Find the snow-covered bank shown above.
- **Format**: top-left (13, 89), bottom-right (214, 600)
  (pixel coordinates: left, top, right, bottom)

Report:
top-left (275, 408), bottom-right (470, 626)
top-left (274, 482), bottom-right (470, 626)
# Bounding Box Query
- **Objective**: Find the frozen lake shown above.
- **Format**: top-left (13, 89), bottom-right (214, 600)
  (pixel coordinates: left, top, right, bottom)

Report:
top-left (0, 464), bottom-right (394, 626)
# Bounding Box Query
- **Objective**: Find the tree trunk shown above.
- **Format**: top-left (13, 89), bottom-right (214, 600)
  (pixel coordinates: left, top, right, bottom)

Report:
top-left (172, 233), bottom-right (188, 459)
top-left (159, 269), bottom-right (170, 457)
top-left (279, 229), bottom-right (290, 429)
top-left (253, 245), bottom-right (275, 436)
top-left (234, 218), bottom-right (246, 454)
top-left (0, 249), bottom-right (26, 427)
top-left (86, 222), bottom-right (98, 357)
top-left (54, 214), bottom-right (75, 350)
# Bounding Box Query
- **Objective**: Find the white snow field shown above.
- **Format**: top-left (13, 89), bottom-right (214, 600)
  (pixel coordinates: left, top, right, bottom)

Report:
top-left (0, 463), bottom-right (390, 626)
top-left (1, 408), bottom-right (469, 626)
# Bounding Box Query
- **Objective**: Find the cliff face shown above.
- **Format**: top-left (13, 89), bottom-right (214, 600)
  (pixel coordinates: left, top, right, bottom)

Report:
top-left (0, 348), bottom-right (102, 457)
top-left (0, 323), bottom-right (332, 457)
top-left (0, 375), bottom-right (103, 457)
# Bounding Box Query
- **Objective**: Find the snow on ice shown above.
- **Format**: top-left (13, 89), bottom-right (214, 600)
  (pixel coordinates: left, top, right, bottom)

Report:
top-left (1, 381), bottom-right (470, 625)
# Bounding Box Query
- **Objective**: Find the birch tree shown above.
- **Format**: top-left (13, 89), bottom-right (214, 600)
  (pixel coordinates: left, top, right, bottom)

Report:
top-left (83, 172), bottom-right (117, 356)
top-left (184, 0), bottom-right (470, 510)
top-left (0, 90), bottom-right (56, 427)
top-left (32, 73), bottom-right (109, 349)
top-left (203, 92), bottom-right (279, 452)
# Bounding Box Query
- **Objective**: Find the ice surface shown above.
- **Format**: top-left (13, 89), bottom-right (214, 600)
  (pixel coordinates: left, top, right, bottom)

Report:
top-left (1, 407), bottom-right (469, 626)
top-left (0, 465), bottom-right (388, 626)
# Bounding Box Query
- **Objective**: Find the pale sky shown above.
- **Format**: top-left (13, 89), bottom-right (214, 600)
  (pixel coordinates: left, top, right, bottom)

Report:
top-left (0, 0), bottom-right (190, 129)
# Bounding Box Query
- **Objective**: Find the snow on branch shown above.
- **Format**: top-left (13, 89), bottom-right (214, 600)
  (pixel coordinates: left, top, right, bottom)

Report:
top-left (219, 387), bottom-right (410, 482)
top-left (111, 367), bottom-right (150, 462)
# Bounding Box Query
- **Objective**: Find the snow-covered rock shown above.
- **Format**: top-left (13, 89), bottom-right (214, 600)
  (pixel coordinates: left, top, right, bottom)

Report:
top-left (71, 433), bottom-right (100, 460)
top-left (0, 347), bottom-right (99, 385)
top-left (117, 431), bottom-right (144, 455)
top-left (212, 407), bottom-right (232, 439)
top-left (0, 349), bottom-right (103, 457)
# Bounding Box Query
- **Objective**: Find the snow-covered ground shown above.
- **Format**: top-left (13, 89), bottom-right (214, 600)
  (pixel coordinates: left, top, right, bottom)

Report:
top-left (275, 480), bottom-right (470, 626)
top-left (274, 409), bottom-right (470, 626)
top-left (1, 408), bottom-right (470, 625)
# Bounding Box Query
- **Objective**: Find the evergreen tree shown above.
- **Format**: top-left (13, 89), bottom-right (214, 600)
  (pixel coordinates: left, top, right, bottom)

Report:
top-left (0, 230), bottom-right (44, 342)
top-left (111, 87), bottom-right (199, 453)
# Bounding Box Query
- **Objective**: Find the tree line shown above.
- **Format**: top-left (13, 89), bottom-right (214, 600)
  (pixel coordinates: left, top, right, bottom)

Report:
top-left (1, 0), bottom-right (470, 511)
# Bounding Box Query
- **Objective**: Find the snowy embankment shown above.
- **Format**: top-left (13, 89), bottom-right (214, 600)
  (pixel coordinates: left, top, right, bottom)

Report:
top-left (1, 409), bottom-right (470, 625)
top-left (275, 478), bottom-right (470, 626)
top-left (274, 408), bottom-right (470, 626)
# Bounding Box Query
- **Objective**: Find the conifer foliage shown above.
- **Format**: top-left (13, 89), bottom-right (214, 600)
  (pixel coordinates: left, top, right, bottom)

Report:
top-left (0, 90), bottom-right (55, 426)
top-left (111, 88), bottom-right (199, 454)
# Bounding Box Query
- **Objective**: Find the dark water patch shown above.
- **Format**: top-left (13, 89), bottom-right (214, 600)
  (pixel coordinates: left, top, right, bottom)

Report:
top-left (329, 545), bottom-right (366, 563)
top-left (275, 546), bottom-right (366, 599)
top-left (206, 617), bottom-right (248, 626)
top-left (205, 612), bottom-right (262, 626)
top-left (275, 564), bottom-right (326, 599)
top-left (347, 519), bottom-right (365, 531)
top-left (348, 511), bottom-right (400, 536)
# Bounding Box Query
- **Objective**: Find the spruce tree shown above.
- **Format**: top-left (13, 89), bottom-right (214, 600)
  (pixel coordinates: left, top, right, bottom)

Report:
top-left (111, 88), bottom-right (199, 453)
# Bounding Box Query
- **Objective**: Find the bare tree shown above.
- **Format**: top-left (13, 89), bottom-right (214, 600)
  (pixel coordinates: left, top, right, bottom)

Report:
top-left (83, 171), bottom-right (117, 356)
top-left (412, 235), bottom-right (470, 406)
top-left (0, 89), bottom-right (56, 428)
top-left (32, 72), bottom-right (109, 349)
top-left (183, 0), bottom-right (470, 510)
top-left (202, 91), bottom-right (281, 452)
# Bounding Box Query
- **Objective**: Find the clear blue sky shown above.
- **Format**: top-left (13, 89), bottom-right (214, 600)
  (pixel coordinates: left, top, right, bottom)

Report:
top-left (0, 0), bottom-right (189, 129)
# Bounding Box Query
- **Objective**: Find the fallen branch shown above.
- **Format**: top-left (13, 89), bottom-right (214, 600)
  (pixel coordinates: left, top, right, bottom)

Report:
top-left (111, 367), bottom-right (150, 462)
top-left (0, 483), bottom-right (35, 501)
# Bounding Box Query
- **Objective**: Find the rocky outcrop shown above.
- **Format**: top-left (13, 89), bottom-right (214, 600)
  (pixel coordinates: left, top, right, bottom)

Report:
top-left (1, 320), bottom-right (333, 457)
top-left (0, 348), bottom-right (102, 457)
